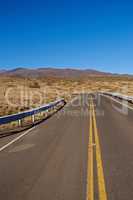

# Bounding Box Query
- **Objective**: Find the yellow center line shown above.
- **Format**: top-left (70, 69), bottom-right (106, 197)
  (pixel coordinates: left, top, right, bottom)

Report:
top-left (91, 99), bottom-right (107, 200)
top-left (86, 101), bottom-right (94, 200)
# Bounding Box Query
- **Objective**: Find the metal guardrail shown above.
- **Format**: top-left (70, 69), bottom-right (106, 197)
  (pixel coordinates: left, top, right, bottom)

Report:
top-left (101, 92), bottom-right (133, 103)
top-left (0, 99), bottom-right (65, 126)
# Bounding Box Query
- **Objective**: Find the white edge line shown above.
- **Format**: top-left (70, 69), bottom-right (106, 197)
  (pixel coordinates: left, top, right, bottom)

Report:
top-left (0, 100), bottom-right (65, 152)
top-left (100, 94), bottom-right (133, 111)
top-left (0, 126), bottom-right (35, 152)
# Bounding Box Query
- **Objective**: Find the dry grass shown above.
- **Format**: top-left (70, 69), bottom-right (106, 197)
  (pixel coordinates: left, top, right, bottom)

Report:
top-left (0, 75), bottom-right (133, 117)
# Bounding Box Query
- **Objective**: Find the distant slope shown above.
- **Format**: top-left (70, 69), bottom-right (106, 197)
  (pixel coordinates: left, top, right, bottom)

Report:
top-left (0, 70), bottom-right (7, 74)
top-left (1, 67), bottom-right (113, 78)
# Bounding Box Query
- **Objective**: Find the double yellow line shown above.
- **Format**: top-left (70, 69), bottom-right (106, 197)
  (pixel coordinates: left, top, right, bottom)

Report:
top-left (86, 98), bottom-right (107, 200)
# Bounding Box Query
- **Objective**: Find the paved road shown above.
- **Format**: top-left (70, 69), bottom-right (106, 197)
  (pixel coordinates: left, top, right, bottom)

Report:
top-left (94, 94), bottom-right (133, 200)
top-left (0, 93), bottom-right (133, 200)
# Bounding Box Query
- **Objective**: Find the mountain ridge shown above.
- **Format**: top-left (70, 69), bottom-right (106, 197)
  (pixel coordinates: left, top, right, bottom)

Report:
top-left (0, 67), bottom-right (116, 78)
top-left (0, 67), bottom-right (131, 79)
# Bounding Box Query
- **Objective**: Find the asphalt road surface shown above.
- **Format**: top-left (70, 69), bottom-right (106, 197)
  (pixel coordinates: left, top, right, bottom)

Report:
top-left (0, 93), bottom-right (133, 200)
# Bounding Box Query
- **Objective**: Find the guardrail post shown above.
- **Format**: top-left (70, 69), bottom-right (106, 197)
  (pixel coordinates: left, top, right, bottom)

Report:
top-left (32, 114), bottom-right (35, 124)
top-left (18, 119), bottom-right (22, 127)
top-left (45, 111), bottom-right (47, 117)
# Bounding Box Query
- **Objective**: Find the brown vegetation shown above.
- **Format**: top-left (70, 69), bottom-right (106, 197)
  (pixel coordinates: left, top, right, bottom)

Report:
top-left (0, 74), bottom-right (132, 117)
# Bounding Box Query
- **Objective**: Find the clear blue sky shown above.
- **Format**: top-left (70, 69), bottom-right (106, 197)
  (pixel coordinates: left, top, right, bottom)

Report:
top-left (1, 0), bottom-right (133, 73)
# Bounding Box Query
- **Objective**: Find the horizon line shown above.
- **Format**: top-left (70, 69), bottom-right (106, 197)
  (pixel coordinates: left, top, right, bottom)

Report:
top-left (0, 66), bottom-right (132, 75)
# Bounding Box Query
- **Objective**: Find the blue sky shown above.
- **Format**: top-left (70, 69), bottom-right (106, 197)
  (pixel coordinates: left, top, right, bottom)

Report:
top-left (1, 0), bottom-right (133, 73)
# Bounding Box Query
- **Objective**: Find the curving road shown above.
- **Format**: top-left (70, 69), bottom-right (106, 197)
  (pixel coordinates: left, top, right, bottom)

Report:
top-left (0, 93), bottom-right (133, 200)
